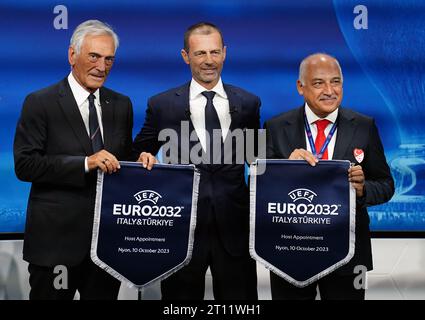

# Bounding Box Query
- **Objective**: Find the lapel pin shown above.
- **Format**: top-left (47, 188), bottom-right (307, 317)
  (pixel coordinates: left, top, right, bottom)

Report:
top-left (353, 148), bottom-right (364, 163)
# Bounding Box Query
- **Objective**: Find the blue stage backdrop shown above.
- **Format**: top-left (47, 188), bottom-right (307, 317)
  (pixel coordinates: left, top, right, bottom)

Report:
top-left (1, 0), bottom-right (424, 236)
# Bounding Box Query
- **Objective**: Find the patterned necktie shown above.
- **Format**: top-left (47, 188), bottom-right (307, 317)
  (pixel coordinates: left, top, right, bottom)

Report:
top-left (88, 94), bottom-right (103, 153)
top-left (202, 91), bottom-right (222, 164)
top-left (314, 119), bottom-right (331, 160)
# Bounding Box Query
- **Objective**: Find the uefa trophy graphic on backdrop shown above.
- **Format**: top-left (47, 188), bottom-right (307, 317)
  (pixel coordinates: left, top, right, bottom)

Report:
top-left (334, 0), bottom-right (425, 230)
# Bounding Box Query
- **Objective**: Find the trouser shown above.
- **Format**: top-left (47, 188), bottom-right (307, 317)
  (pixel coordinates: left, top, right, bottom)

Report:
top-left (28, 255), bottom-right (120, 300)
top-left (270, 271), bottom-right (365, 300)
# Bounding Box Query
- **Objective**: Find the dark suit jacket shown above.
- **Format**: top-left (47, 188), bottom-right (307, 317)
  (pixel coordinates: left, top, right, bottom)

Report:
top-left (264, 106), bottom-right (394, 274)
top-left (14, 78), bottom-right (133, 267)
top-left (132, 82), bottom-right (261, 256)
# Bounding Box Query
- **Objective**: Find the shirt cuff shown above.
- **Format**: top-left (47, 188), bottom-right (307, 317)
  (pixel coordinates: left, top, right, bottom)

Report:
top-left (84, 157), bottom-right (89, 173)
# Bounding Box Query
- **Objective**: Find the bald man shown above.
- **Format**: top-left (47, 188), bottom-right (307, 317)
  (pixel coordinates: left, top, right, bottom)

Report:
top-left (264, 53), bottom-right (394, 300)
top-left (132, 22), bottom-right (260, 300)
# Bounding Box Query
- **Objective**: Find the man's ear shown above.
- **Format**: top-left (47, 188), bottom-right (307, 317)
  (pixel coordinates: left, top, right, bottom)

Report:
top-left (68, 46), bottom-right (76, 67)
top-left (181, 49), bottom-right (190, 65)
top-left (222, 46), bottom-right (227, 61)
top-left (296, 79), bottom-right (304, 96)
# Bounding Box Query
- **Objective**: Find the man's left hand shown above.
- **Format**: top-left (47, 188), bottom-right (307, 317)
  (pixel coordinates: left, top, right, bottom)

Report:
top-left (137, 152), bottom-right (157, 170)
top-left (349, 165), bottom-right (365, 197)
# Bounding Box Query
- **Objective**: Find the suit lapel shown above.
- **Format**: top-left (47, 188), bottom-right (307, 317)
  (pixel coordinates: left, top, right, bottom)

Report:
top-left (333, 108), bottom-right (357, 160)
top-left (174, 83), bottom-right (200, 152)
top-left (224, 84), bottom-right (242, 133)
top-left (100, 88), bottom-right (114, 151)
top-left (58, 78), bottom-right (93, 155)
top-left (285, 106), bottom-right (307, 152)
top-left (174, 82), bottom-right (195, 133)
top-left (174, 83), bottom-right (191, 117)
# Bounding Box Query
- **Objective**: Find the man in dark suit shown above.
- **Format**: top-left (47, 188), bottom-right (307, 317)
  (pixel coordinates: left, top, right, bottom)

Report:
top-left (13, 20), bottom-right (155, 300)
top-left (264, 53), bottom-right (394, 299)
top-left (133, 22), bottom-right (260, 300)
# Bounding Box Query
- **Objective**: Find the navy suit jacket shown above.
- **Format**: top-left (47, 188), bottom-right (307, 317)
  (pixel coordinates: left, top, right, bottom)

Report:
top-left (14, 78), bottom-right (133, 266)
top-left (264, 106), bottom-right (394, 273)
top-left (132, 82), bottom-right (261, 256)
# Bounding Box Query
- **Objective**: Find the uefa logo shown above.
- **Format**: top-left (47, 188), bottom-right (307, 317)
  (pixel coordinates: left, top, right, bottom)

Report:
top-left (133, 190), bottom-right (162, 204)
top-left (288, 188), bottom-right (317, 203)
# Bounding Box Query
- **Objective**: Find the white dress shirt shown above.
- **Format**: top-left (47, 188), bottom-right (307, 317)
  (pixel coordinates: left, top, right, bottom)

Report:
top-left (67, 72), bottom-right (104, 172)
top-left (189, 78), bottom-right (231, 151)
top-left (304, 103), bottom-right (338, 159)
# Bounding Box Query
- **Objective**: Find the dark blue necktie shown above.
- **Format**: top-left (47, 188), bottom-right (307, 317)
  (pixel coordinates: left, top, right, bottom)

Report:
top-left (88, 94), bottom-right (103, 153)
top-left (202, 91), bottom-right (222, 164)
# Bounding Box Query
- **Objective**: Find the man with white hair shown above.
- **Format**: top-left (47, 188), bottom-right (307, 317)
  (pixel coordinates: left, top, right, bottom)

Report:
top-left (14, 20), bottom-right (155, 300)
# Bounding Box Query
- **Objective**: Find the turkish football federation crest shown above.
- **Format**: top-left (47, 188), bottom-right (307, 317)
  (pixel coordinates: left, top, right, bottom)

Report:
top-left (353, 148), bottom-right (364, 163)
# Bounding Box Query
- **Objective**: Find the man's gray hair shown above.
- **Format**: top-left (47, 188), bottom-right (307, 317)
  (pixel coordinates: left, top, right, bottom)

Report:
top-left (70, 20), bottom-right (119, 55)
top-left (298, 53), bottom-right (343, 85)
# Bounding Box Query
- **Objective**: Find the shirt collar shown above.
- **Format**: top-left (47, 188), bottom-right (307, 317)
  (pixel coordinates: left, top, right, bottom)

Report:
top-left (304, 102), bottom-right (338, 125)
top-left (67, 72), bottom-right (100, 107)
top-left (189, 78), bottom-right (227, 100)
